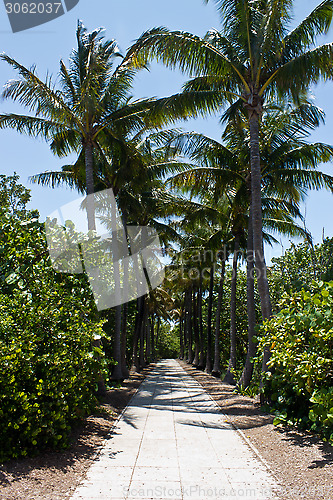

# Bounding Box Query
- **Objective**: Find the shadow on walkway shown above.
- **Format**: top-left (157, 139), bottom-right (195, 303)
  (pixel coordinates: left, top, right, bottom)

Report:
top-left (179, 361), bottom-right (273, 431)
top-left (0, 365), bottom-right (154, 499)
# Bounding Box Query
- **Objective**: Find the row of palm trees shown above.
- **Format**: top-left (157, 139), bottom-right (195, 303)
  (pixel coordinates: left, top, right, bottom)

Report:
top-left (1, 0), bottom-right (333, 387)
top-left (168, 98), bottom-right (333, 379)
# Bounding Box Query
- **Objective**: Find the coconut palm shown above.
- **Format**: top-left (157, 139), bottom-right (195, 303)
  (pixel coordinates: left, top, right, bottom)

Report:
top-left (1, 23), bottom-right (125, 228)
top-left (168, 100), bottom-right (333, 384)
top-left (0, 22), bottom-right (210, 229)
top-left (124, 1), bottom-right (333, 371)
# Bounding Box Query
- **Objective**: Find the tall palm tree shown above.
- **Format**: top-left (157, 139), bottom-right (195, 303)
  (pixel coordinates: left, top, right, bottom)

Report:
top-left (0, 22), bottom-right (206, 228)
top-left (124, 0), bottom-right (333, 368)
top-left (0, 17), bottom-right (202, 381)
top-left (1, 23), bottom-right (126, 229)
top-left (168, 100), bottom-right (333, 384)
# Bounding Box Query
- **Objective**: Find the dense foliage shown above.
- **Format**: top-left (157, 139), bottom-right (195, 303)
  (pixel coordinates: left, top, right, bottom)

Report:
top-left (257, 281), bottom-right (333, 442)
top-left (268, 239), bottom-right (333, 308)
top-left (0, 177), bottom-right (107, 461)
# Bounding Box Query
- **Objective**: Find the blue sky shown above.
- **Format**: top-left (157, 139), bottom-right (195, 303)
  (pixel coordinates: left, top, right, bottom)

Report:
top-left (0, 0), bottom-right (332, 262)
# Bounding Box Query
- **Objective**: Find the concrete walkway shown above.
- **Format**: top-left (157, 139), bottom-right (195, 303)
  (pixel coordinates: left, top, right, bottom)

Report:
top-left (71, 359), bottom-right (277, 500)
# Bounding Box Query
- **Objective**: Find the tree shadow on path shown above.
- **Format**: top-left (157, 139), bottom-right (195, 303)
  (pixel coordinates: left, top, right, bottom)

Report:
top-left (0, 364), bottom-right (155, 500)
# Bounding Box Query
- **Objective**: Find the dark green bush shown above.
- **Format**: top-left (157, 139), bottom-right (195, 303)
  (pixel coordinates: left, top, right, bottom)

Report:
top-left (0, 199), bottom-right (108, 461)
top-left (257, 282), bottom-right (333, 442)
top-left (0, 291), bottom-right (106, 461)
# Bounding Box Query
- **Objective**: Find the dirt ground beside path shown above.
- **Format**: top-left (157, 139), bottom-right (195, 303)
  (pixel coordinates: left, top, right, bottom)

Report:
top-left (179, 360), bottom-right (333, 500)
top-left (0, 365), bottom-right (155, 500)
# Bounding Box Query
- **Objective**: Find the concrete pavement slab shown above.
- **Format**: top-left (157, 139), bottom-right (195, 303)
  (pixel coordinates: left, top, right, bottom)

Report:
top-left (71, 359), bottom-right (277, 500)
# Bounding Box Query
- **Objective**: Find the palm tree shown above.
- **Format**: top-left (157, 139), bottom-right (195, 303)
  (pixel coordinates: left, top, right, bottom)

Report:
top-left (1, 23), bottom-right (124, 229)
top-left (124, 1), bottom-right (333, 372)
top-left (168, 100), bottom-right (333, 384)
top-left (0, 22), bottom-right (206, 229)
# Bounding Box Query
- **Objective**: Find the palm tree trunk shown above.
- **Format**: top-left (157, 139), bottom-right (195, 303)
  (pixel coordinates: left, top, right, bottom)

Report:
top-left (139, 299), bottom-right (147, 369)
top-left (192, 288), bottom-right (200, 366)
top-left (93, 335), bottom-right (107, 396)
top-left (111, 305), bottom-right (123, 380)
top-left (205, 265), bottom-right (215, 374)
top-left (156, 316), bottom-right (161, 355)
top-left (132, 296), bottom-right (144, 371)
top-left (224, 235), bottom-right (240, 384)
top-left (145, 313), bottom-right (151, 364)
top-left (84, 143), bottom-right (96, 231)
top-left (238, 211), bottom-right (256, 388)
top-left (85, 142), bottom-right (107, 392)
top-left (249, 110), bottom-right (272, 373)
top-left (121, 303), bottom-right (129, 379)
top-left (212, 259), bottom-right (226, 377)
top-left (183, 292), bottom-right (189, 358)
top-left (151, 314), bottom-right (156, 362)
top-left (179, 310), bottom-right (184, 359)
top-left (110, 225), bottom-right (123, 380)
top-left (120, 216), bottom-right (130, 379)
top-left (198, 275), bottom-right (205, 370)
top-left (188, 294), bottom-right (194, 364)
top-left (185, 288), bottom-right (193, 363)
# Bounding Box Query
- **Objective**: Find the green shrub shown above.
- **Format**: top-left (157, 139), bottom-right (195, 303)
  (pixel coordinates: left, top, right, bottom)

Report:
top-left (0, 291), bottom-right (107, 462)
top-left (308, 388), bottom-right (333, 437)
top-left (0, 204), bottom-right (108, 461)
top-left (257, 282), bottom-right (333, 442)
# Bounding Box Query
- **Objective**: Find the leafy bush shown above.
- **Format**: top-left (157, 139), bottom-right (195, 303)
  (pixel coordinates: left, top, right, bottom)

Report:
top-left (257, 282), bottom-right (333, 442)
top-left (0, 191), bottom-right (108, 461)
top-left (308, 388), bottom-right (333, 435)
top-left (0, 293), bottom-right (106, 461)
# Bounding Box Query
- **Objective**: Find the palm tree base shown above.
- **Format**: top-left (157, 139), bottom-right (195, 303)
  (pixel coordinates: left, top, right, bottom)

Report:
top-left (111, 364), bottom-right (125, 382)
top-left (96, 380), bottom-right (108, 397)
top-left (223, 371), bottom-right (236, 385)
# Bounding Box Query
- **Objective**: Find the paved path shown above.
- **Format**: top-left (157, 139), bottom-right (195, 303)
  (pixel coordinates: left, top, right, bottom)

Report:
top-left (71, 359), bottom-right (277, 500)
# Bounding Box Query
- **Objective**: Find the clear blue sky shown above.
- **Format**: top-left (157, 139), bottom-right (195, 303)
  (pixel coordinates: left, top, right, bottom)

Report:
top-left (0, 0), bottom-right (332, 262)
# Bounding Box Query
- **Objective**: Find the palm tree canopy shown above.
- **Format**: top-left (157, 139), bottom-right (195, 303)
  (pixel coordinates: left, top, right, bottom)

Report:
top-left (125, 1), bottom-right (333, 112)
top-left (168, 101), bottom-right (333, 200)
top-left (0, 21), bottom-right (222, 190)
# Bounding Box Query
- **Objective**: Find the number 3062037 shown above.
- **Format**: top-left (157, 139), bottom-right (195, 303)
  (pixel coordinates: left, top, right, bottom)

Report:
top-left (5, 3), bottom-right (62, 14)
